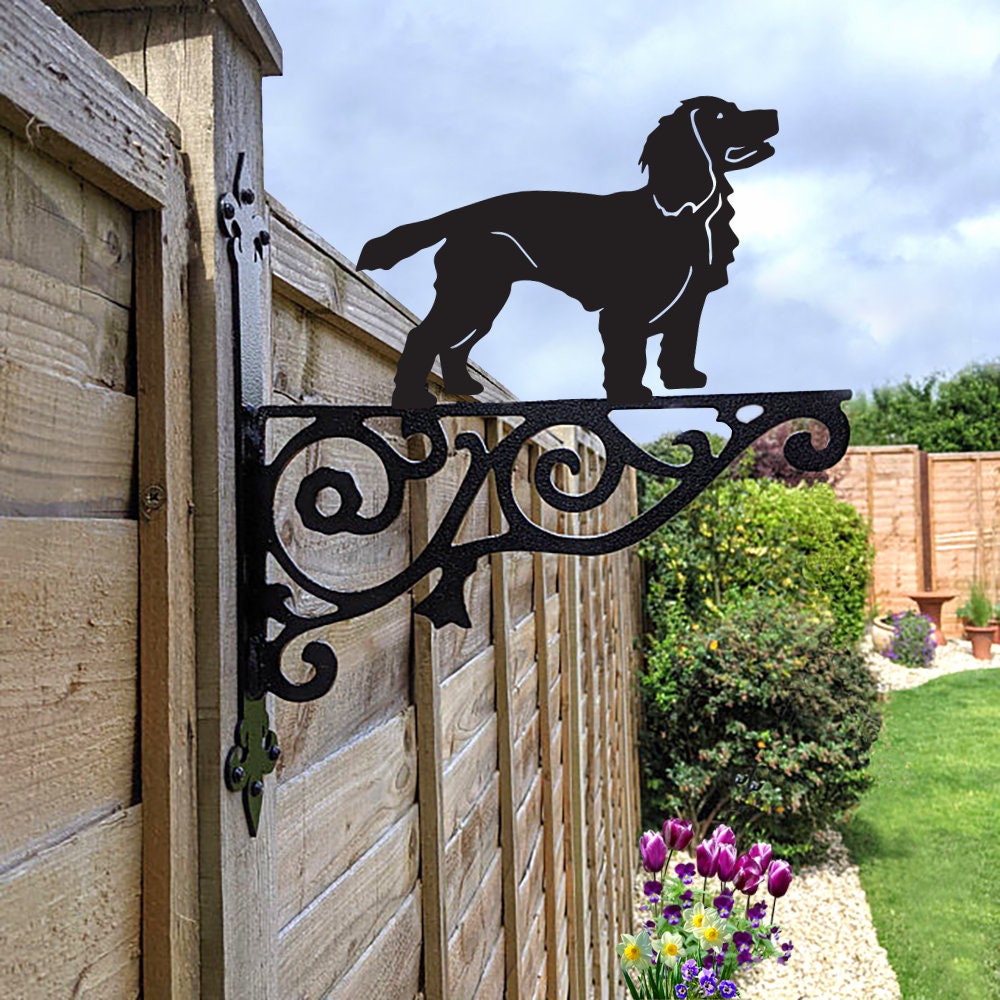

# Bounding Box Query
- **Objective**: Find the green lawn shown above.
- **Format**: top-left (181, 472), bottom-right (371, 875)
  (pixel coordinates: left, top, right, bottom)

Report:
top-left (839, 669), bottom-right (1000, 1000)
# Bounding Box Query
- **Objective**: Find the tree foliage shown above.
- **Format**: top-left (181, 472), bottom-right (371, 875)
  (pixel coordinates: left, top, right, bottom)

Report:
top-left (846, 360), bottom-right (1000, 451)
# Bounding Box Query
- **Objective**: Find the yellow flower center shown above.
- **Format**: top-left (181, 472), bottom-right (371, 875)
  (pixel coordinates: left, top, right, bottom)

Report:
top-left (665, 942), bottom-right (679, 956)
top-left (693, 914), bottom-right (704, 928)
top-left (624, 944), bottom-right (639, 962)
top-left (704, 926), bottom-right (720, 943)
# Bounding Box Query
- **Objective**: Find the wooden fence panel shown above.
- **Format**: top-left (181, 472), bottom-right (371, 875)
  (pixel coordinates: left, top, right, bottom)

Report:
top-left (834, 446), bottom-right (1000, 635)
top-left (0, 54), bottom-right (146, 991)
top-left (265, 199), bottom-right (643, 999)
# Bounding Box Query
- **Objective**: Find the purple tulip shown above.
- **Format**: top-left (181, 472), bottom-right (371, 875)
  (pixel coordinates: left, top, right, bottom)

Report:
top-left (640, 830), bottom-right (668, 873)
top-left (663, 817), bottom-right (695, 851)
top-left (731, 855), bottom-right (763, 895)
top-left (715, 842), bottom-right (738, 882)
top-left (768, 859), bottom-right (793, 898)
top-left (696, 838), bottom-right (720, 878)
top-left (748, 842), bottom-right (773, 872)
top-left (710, 824), bottom-right (736, 847)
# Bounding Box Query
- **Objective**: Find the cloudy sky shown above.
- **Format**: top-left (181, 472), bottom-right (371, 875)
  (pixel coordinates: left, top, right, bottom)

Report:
top-left (257, 1), bottom-right (1000, 440)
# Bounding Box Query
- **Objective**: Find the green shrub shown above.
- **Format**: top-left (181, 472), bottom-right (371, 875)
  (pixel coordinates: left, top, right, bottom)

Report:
top-left (639, 594), bottom-right (881, 862)
top-left (640, 476), bottom-right (873, 647)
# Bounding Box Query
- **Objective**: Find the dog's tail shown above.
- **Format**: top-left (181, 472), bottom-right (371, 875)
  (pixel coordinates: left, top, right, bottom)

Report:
top-left (357, 214), bottom-right (452, 272)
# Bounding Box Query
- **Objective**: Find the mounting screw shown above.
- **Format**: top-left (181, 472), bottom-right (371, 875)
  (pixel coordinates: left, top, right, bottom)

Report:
top-left (142, 484), bottom-right (166, 515)
top-left (231, 765), bottom-right (245, 783)
top-left (267, 745), bottom-right (281, 761)
top-left (259, 230), bottom-right (271, 246)
top-left (250, 780), bottom-right (264, 796)
top-left (222, 200), bottom-right (236, 219)
top-left (240, 189), bottom-right (255, 205)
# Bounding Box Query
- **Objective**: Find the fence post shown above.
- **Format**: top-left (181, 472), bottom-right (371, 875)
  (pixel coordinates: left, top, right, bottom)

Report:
top-left (67, 4), bottom-right (283, 997)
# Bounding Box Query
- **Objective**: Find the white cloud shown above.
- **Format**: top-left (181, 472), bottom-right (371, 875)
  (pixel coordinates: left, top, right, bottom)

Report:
top-left (257, 0), bottom-right (1000, 408)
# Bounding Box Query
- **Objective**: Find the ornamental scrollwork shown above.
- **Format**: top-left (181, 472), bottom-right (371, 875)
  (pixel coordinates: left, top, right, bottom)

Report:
top-left (238, 391), bottom-right (850, 708)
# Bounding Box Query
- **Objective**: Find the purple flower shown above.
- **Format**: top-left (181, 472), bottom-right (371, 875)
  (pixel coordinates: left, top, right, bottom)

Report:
top-left (680, 890), bottom-right (694, 908)
top-left (713, 893), bottom-right (735, 918)
top-left (716, 842), bottom-right (738, 881)
top-left (698, 970), bottom-right (718, 995)
top-left (640, 830), bottom-right (668, 873)
top-left (768, 859), bottom-right (793, 898)
top-left (748, 842), bottom-right (773, 872)
top-left (710, 824), bottom-right (736, 847)
top-left (719, 981), bottom-right (738, 998)
top-left (747, 901), bottom-right (768, 927)
top-left (664, 904), bottom-right (682, 925)
top-left (664, 817), bottom-right (695, 851)
top-left (674, 986), bottom-right (688, 1000)
top-left (731, 855), bottom-right (763, 895)
top-left (778, 940), bottom-right (794, 965)
top-left (681, 958), bottom-right (699, 981)
top-left (675, 862), bottom-right (696, 885)
top-left (643, 879), bottom-right (663, 897)
top-left (696, 839), bottom-right (720, 878)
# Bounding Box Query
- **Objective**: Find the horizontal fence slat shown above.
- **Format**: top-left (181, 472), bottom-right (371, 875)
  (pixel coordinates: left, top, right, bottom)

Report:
top-left (276, 708), bottom-right (417, 929)
top-left (0, 517), bottom-right (137, 861)
top-left (0, 0), bottom-right (178, 208)
top-left (0, 804), bottom-right (141, 996)
top-left (278, 806), bottom-right (420, 997)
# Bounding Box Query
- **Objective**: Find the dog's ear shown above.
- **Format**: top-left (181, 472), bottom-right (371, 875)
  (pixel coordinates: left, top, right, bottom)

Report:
top-left (640, 105), bottom-right (716, 213)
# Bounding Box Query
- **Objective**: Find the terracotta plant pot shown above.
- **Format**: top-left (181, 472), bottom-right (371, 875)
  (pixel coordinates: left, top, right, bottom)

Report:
top-left (966, 625), bottom-right (995, 661)
top-left (991, 619), bottom-right (1000, 645)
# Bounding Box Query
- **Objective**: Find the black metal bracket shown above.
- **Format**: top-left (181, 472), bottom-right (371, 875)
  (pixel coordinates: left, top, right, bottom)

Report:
top-left (218, 156), bottom-right (851, 835)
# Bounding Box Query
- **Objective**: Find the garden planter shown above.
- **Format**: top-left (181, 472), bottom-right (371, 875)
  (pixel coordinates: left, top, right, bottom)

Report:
top-left (991, 619), bottom-right (1000, 644)
top-left (870, 617), bottom-right (895, 653)
top-left (965, 625), bottom-right (995, 661)
top-left (906, 591), bottom-right (955, 646)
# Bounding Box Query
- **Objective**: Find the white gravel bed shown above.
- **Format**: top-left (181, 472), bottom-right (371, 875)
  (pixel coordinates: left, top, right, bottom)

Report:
top-left (627, 638), bottom-right (996, 998)
top-left (865, 632), bottom-right (1000, 693)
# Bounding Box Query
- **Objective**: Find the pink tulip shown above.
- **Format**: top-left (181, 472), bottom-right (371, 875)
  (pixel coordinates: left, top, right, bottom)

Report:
top-left (731, 855), bottom-right (763, 895)
top-left (696, 839), bottom-right (720, 878)
top-left (748, 842), bottom-right (773, 872)
top-left (711, 824), bottom-right (736, 847)
top-left (716, 842), bottom-right (738, 882)
top-left (663, 818), bottom-right (694, 852)
top-left (640, 830), bottom-right (668, 873)
top-left (767, 859), bottom-right (793, 898)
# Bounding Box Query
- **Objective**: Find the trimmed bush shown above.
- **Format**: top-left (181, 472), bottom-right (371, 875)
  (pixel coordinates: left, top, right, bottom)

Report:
top-left (640, 476), bottom-right (873, 648)
top-left (639, 594), bottom-right (881, 862)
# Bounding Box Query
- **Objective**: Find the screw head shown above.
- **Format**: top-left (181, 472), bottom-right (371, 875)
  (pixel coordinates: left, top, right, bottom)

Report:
top-left (222, 201), bottom-right (236, 219)
top-left (267, 744), bottom-right (281, 761)
top-left (231, 765), bottom-right (245, 782)
top-left (258, 230), bottom-right (271, 246)
top-left (142, 484), bottom-right (166, 514)
top-left (250, 780), bottom-right (264, 796)
top-left (240, 188), bottom-right (255, 205)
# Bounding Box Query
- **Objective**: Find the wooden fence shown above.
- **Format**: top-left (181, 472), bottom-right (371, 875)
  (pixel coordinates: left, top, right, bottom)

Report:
top-left (0, 2), bottom-right (642, 997)
top-left (834, 445), bottom-right (1000, 635)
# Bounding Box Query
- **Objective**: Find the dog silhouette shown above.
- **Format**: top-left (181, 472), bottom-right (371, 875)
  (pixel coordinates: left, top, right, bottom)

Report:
top-left (358, 97), bottom-right (778, 408)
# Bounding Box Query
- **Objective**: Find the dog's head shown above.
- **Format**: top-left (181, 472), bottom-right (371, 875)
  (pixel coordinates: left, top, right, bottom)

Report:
top-left (640, 97), bottom-right (778, 212)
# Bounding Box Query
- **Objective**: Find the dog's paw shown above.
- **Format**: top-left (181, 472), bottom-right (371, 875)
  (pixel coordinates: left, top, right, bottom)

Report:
top-left (391, 385), bottom-right (437, 409)
top-left (661, 368), bottom-right (707, 390)
top-left (443, 373), bottom-right (485, 395)
top-left (606, 386), bottom-right (654, 405)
